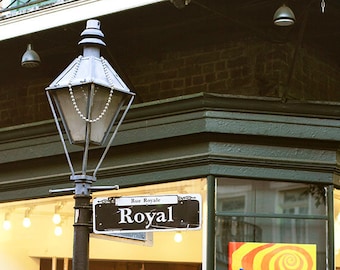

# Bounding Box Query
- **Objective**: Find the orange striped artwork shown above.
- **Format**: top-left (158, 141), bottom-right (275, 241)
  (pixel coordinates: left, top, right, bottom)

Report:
top-left (228, 242), bottom-right (316, 270)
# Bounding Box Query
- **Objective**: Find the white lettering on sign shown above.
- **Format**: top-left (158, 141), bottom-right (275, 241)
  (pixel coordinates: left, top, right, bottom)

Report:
top-left (93, 194), bottom-right (202, 233)
top-left (116, 195), bottom-right (178, 206)
top-left (118, 206), bottom-right (174, 229)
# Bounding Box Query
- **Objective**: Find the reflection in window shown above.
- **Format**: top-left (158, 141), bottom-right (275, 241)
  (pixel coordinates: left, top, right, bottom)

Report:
top-left (215, 178), bottom-right (328, 270)
top-left (279, 188), bottom-right (309, 243)
top-left (221, 196), bottom-right (245, 212)
top-left (216, 216), bottom-right (262, 265)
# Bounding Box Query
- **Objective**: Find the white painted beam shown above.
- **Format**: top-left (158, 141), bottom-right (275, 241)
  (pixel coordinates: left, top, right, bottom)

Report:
top-left (0, 0), bottom-right (164, 41)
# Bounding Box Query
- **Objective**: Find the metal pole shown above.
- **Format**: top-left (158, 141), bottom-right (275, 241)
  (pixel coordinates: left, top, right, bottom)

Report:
top-left (72, 82), bottom-right (95, 270)
top-left (72, 179), bottom-right (92, 270)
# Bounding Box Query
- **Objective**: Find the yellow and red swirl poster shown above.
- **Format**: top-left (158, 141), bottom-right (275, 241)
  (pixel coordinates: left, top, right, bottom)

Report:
top-left (229, 242), bottom-right (316, 270)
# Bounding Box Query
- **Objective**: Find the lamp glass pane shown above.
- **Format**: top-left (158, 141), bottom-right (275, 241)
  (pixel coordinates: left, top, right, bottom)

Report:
top-left (52, 85), bottom-right (90, 145)
top-left (51, 84), bottom-right (126, 146)
top-left (90, 86), bottom-right (125, 145)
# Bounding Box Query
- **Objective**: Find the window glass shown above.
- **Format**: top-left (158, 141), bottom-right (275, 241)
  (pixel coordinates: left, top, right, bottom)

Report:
top-left (0, 178), bottom-right (206, 269)
top-left (335, 188), bottom-right (340, 269)
top-left (216, 178), bottom-right (326, 215)
top-left (216, 178), bottom-right (327, 270)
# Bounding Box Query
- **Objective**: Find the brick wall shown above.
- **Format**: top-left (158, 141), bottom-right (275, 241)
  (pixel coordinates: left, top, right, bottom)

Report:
top-left (1, 35), bottom-right (340, 128)
top-left (0, 77), bottom-right (51, 128)
top-left (291, 46), bottom-right (340, 101)
top-left (126, 36), bottom-right (340, 103)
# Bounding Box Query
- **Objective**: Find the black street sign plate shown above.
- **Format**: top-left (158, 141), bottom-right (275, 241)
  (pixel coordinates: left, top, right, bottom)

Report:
top-left (93, 194), bottom-right (201, 234)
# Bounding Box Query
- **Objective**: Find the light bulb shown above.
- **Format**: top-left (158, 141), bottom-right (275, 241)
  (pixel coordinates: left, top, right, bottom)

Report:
top-left (336, 213), bottom-right (340, 223)
top-left (3, 220), bottom-right (11, 230)
top-left (54, 226), bottom-right (62, 236)
top-left (22, 208), bottom-right (32, 228)
top-left (52, 213), bottom-right (61, 225)
top-left (23, 217), bottom-right (31, 228)
top-left (174, 232), bottom-right (183, 243)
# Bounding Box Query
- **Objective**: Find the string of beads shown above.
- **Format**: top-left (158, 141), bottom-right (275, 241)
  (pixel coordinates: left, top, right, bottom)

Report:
top-left (68, 56), bottom-right (115, 123)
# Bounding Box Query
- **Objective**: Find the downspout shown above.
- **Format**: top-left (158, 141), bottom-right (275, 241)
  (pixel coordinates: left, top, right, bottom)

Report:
top-left (281, 1), bottom-right (316, 102)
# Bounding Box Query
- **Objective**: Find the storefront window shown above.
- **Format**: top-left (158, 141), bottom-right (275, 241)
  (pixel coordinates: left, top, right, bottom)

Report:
top-left (335, 188), bottom-right (340, 270)
top-left (0, 178), bottom-right (206, 270)
top-left (216, 178), bottom-right (328, 270)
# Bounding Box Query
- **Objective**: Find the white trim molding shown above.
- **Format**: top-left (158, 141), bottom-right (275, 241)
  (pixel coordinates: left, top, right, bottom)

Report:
top-left (0, 0), bottom-right (164, 41)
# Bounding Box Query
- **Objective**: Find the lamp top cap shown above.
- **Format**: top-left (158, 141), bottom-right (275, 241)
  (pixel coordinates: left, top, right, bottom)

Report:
top-left (86, 19), bottom-right (101, 29)
top-left (79, 19), bottom-right (105, 46)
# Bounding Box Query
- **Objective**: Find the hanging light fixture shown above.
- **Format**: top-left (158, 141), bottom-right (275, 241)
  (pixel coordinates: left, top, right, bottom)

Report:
top-left (22, 208), bottom-right (32, 228)
top-left (52, 213), bottom-right (61, 225)
top-left (273, 4), bottom-right (296, 26)
top-left (52, 203), bottom-right (63, 225)
top-left (170, 0), bottom-right (191, 9)
top-left (21, 43), bottom-right (41, 68)
top-left (3, 213), bottom-right (11, 231)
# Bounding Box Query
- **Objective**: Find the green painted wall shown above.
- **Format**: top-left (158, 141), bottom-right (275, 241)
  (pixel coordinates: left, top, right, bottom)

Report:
top-left (0, 93), bottom-right (339, 202)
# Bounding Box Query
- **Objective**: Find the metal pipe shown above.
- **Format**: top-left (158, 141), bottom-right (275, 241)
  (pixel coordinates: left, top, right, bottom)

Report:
top-left (281, 0), bottom-right (317, 101)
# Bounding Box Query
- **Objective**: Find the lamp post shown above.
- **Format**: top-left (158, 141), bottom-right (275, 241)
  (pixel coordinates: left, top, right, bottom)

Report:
top-left (46, 19), bottom-right (135, 270)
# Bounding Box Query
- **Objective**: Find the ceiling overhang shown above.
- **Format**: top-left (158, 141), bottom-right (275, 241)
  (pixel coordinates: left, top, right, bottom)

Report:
top-left (0, 0), bottom-right (164, 41)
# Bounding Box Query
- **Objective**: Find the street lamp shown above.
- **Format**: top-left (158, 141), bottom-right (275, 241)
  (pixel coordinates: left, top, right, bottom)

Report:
top-left (46, 19), bottom-right (135, 270)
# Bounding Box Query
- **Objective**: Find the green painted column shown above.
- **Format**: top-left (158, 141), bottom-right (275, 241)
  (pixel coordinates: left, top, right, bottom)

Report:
top-left (327, 185), bottom-right (334, 270)
top-left (206, 175), bottom-right (216, 269)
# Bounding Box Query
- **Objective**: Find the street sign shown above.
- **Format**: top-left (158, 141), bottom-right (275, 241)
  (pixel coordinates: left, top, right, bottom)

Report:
top-left (93, 194), bottom-right (201, 234)
top-left (91, 231), bottom-right (153, 246)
